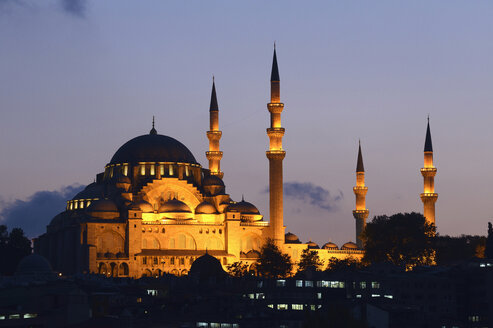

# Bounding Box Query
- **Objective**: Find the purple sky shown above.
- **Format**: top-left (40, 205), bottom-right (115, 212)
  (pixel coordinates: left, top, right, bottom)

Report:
top-left (1, 1), bottom-right (493, 246)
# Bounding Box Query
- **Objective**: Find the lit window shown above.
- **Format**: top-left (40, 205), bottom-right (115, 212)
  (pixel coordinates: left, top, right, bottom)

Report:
top-left (9, 314), bottom-right (20, 319)
top-left (74, 201), bottom-right (78, 209)
top-left (292, 304), bottom-right (303, 310)
top-left (169, 165), bottom-right (174, 176)
top-left (296, 280), bottom-right (303, 287)
top-left (211, 323), bottom-right (220, 328)
top-left (123, 165), bottom-right (128, 176)
top-left (384, 295), bottom-right (393, 299)
top-left (79, 201), bottom-right (84, 209)
top-left (371, 294), bottom-right (380, 298)
top-left (110, 167), bottom-right (114, 178)
top-left (0, 315), bottom-right (4, 320)
top-left (248, 294), bottom-right (254, 299)
top-left (276, 279), bottom-right (286, 287)
top-left (310, 305), bottom-right (316, 311)
top-left (185, 166), bottom-right (189, 176)
top-left (140, 165), bottom-right (146, 175)
top-left (372, 282), bottom-right (380, 289)
top-left (277, 304), bottom-right (288, 310)
top-left (317, 293), bottom-right (322, 299)
top-left (197, 322), bottom-right (208, 327)
top-left (267, 304), bottom-right (273, 308)
top-left (305, 280), bottom-right (313, 287)
top-left (70, 202), bottom-right (73, 210)
top-left (256, 293), bottom-right (265, 299)
top-left (356, 294), bottom-right (362, 298)
top-left (86, 200), bottom-right (91, 207)
top-left (150, 165), bottom-right (155, 175)
top-left (360, 281), bottom-right (366, 289)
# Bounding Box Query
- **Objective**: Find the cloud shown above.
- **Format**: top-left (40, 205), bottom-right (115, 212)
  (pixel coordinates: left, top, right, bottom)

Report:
top-left (263, 181), bottom-right (343, 212)
top-left (60, 0), bottom-right (86, 17)
top-left (0, 184), bottom-right (84, 239)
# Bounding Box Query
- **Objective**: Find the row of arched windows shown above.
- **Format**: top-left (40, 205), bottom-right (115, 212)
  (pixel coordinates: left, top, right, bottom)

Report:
top-left (98, 262), bottom-right (129, 277)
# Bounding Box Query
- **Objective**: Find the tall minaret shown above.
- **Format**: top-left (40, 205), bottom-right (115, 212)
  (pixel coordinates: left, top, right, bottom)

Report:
top-left (266, 46), bottom-right (286, 246)
top-left (206, 77), bottom-right (224, 179)
top-left (420, 118), bottom-right (438, 226)
top-left (353, 141), bottom-right (369, 249)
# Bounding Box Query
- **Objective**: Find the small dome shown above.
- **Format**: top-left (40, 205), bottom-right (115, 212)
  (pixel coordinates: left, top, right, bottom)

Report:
top-left (341, 242), bottom-right (358, 250)
top-left (226, 200), bottom-right (259, 215)
top-left (285, 232), bottom-right (301, 244)
top-left (158, 199), bottom-right (192, 213)
top-left (72, 183), bottom-right (103, 200)
top-left (135, 200), bottom-right (153, 213)
top-left (15, 254), bottom-right (54, 278)
top-left (202, 175), bottom-right (225, 187)
top-left (87, 199), bottom-right (118, 212)
top-left (322, 242), bottom-right (339, 250)
top-left (189, 253), bottom-right (227, 278)
top-left (195, 201), bottom-right (218, 214)
top-left (307, 241), bottom-right (320, 249)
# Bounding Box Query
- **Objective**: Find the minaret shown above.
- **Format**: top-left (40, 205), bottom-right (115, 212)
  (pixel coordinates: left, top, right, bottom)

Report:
top-left (352, 141), bottom-right (369, 249)
top-left (206, 77), bottom-right (224, 179)
top-left (420, 117), bottom-right (438, 226)
top-left (266, 46), bottom-right (286, 246)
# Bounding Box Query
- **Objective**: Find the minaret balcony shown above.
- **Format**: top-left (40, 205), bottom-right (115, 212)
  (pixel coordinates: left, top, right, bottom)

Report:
top-left (266, 150), bottom-right (286, 160)
top-left (353, 209), bottom-right (369, 215)
top-left (206, 151), bottom-right (223, 160)
top-left (420, 193), bottom-right (438, 201)
top-left (267, 103), bottom-right (284, 114)
top-left (207, 131), bottom-right (222, 140)
top-left (420, 167), bottom-right (437, 172)
top-left (267, 128), bottom-right (285, 138)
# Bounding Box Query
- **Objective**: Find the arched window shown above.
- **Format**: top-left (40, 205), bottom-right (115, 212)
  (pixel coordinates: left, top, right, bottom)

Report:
top-left (153, 238), bottom-right (159, 249)
top-left (142, 239), bottom-right (147, 248)
top-left (119, 263), bottom-right (129, 276)
top-left (169, 238), bottom-right (175, 249)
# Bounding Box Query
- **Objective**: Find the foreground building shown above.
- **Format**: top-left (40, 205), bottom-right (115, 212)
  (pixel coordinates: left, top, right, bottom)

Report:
top-left (35, 49), bottom-right (364, 278)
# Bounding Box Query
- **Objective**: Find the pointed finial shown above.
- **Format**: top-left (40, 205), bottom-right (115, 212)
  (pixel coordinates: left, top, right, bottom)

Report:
top-left (150, 116), bottom-right (157, 135)
top-left (424, 117), bottom-right (433, 152)
top-left (356, 140), bottom-right (364, 172)
top-left (209, 76), bottom-right (219, 112)
top-left (270, 45), bottom-right (280, 82)
top-left (241, 194), bottom-right (244, 202)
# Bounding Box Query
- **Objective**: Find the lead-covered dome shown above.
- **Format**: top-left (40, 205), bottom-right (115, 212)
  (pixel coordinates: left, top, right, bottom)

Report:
top-left (15, 254), bottom-right (55, 279)
top-left (342, 242), bottom-right (358, 250)
top-left (158, 199), bottom-right (192, 213)
top-left (110, 133), bottom-right (198, 165)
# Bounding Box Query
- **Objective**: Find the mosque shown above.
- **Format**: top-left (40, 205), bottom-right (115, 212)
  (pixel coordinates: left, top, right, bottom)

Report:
top-left (34, 49), bottom-right (437, 278)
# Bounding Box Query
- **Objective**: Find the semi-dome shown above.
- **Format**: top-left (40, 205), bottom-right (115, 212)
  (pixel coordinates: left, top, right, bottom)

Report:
top-left (226, 200), bottom-right (259, 215)
top-left (285, 232), bottom-right (301, 244)
top-left (307, 241), bottom-right (320, 249)
top-left (158, 199), bottom-right (192, 213)
top-left (135, 200), bottom-right (154, 213)
top-left (341, 242), bottom-right (358, 250)
top-left (202, 175), bottom-right (225, 187)
top-left (110, 132), bottom-right (198, 165)
top-left (195, 201), bottom-right (218, 214)
top-left (322, 242), bottom-right (339, 250)
top-left (15, 254), bottom-right (55, 279)
top-left (86, 199), bottom-right (119, 212)
top-left (72, 183), bottom-right (103, 200)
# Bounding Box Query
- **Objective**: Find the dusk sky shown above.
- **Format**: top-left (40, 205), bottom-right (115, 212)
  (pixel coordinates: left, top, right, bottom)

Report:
top-left (1, 1), bottom-right (493, 246)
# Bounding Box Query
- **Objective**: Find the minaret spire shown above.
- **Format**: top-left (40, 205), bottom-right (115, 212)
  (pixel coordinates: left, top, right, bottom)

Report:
top-left (266, 45), bottom-right (286, 246)
top-left (206, 76), bottom-right (224, 179)
top-left (420, 117), bottom-right (438, 226)
top-left (353, 140), bottom-right (369, 249)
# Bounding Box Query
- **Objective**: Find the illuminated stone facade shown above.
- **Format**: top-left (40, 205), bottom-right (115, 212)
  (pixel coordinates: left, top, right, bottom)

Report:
top-left (34, 49), bottom-right (363, 278)
top-left (421, 118), bottom-right (438, 226)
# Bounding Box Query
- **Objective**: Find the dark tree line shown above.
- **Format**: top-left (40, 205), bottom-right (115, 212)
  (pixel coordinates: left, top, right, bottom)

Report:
top-left (0, 225), bottom-right (32, 276)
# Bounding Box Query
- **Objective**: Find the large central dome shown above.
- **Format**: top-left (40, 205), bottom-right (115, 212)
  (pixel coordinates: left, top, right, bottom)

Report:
top-left (110, 132), bottom-right (198, 165)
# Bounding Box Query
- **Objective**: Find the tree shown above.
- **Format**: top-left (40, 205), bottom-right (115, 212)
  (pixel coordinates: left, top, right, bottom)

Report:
top-left (227, 261), bottom-right (249, 277)
top-left (298, 248), bottom-right (324, 272)
top-left (435, 234), bottom-right (486, 265)
top-left (256, 239), bottom-right (293, 278)
top-left (0, 225), bottom-right (32, 276)
top-left (361, 212), bottom-right (435, 269)
top-left (486, 222), bottom-right (493, 259)
top-left (325, 256), bottom-right (363, 272)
